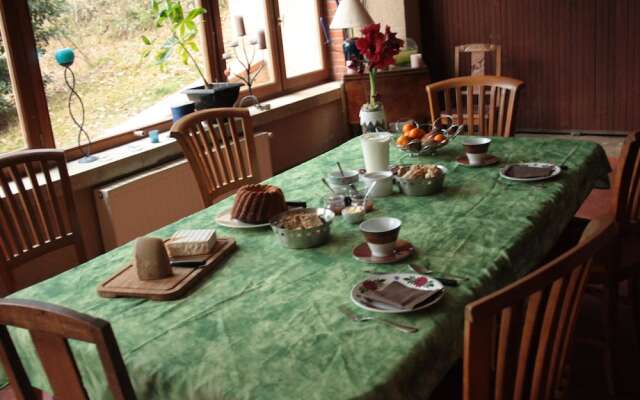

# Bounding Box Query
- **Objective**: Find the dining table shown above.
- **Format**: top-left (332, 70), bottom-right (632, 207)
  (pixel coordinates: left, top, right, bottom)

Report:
top-left (3, 135), bottom-right (610, 399)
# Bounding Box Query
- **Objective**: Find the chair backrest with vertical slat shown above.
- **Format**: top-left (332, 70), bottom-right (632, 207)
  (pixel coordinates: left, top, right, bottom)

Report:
top-left (463, 219), bottom-right (616, 400)
top-left (611, 131), bottom-right (640, 228)
top-left (0, 149), bottom-right (86, 295)
top-left (0, 299), bottom-right (136, 400)
top-left (426, 75), bottom-right (523, 137)
top-left (454, 43), bottom-right (502, 77)
top-left (170, 108), bottom-right (261, 207)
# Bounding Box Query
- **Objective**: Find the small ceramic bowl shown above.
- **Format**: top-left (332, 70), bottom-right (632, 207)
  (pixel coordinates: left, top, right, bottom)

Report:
top-left (359, 217), bottom-right (402, 257)
top-left (395, 165), bottom-right (448, 196)
top-left (360, 171), bottom-right (394, 197)
top-left (326, 169), bottom-right (359, 189)
top-left (342, 205), bottom-right (365, 224)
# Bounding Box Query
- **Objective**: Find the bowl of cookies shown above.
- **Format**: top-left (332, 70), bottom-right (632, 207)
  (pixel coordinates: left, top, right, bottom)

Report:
top-left (394, 164), bottom-right (448, 196)
top-left (270, 208), bottom-right (335, 249)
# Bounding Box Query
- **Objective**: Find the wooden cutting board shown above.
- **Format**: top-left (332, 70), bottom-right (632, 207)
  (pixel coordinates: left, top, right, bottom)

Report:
top-left (97, 238), bottom-right (236, 301)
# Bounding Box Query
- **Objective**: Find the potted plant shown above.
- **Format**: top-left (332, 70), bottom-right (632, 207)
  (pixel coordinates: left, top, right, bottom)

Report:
top-left (142, 0), bottom-right (242, 110)
top-left (353, 24), bottom-right (403, 133)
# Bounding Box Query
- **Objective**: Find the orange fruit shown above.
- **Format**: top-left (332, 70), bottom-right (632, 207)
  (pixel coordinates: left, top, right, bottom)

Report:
top-left (433, 133), bottom-right (445, 143)
top-left (402, 123), bottom-right (415, 133)
top-left (396, 135), bottom-right (410, 147)
top-left (407, 127), bottom-right (427, 140)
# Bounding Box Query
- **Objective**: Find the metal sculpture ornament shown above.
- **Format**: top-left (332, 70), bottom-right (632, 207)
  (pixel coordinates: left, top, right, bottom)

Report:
top-left (55, 48), bottom-right (97, 163)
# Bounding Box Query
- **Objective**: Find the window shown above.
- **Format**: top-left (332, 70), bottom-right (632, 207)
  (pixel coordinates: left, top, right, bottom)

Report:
top-left (278, 0), bottom-right (324, 78)
top-left (0, 0), bottom-right (329, 156)
top-left (220, 0), bottom-right (276, 90)
top-left (0, 31), bottom-right (24, 154)
top-left (30, 0), bottom-right (204, 149)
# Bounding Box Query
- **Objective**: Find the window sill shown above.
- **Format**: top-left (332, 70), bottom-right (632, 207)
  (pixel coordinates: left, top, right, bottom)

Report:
top-left (66, 81), bottom-right (343, 190)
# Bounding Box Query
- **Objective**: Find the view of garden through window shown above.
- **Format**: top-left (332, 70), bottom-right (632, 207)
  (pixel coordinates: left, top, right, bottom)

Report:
top-left (1, 0), bottom-right (209, 153)
top-left (222, 0), bottom-right (274, 88)
top-left (278, 0), bottom-right (323, 78)
top-left (0, 30), bottom-right (24, 153)
top-left (0, 0), bottom-right (323, 154)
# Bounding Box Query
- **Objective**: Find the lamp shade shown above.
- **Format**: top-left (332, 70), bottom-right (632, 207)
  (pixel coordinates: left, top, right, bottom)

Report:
top-left (329, 0), bottom-right (373, 29)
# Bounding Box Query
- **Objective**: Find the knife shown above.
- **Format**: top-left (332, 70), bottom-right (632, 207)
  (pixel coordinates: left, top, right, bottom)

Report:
top-left (407, 264), bottom-right (460, 287)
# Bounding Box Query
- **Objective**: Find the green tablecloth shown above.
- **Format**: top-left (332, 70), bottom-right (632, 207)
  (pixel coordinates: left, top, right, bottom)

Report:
top-left (5, 136), bottom-right (609, 399)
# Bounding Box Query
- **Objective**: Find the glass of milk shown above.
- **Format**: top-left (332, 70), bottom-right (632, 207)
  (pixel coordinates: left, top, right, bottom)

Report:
top-left (360, 132), bottom-right (391, 172)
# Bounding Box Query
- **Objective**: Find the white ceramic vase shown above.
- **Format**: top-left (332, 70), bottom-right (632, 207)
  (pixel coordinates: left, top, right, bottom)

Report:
top-left (359, 102), bottom-right (387, 133)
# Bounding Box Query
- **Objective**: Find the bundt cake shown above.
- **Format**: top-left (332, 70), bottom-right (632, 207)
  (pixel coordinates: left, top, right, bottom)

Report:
top-left (231, 184), bottom-right (287, 224)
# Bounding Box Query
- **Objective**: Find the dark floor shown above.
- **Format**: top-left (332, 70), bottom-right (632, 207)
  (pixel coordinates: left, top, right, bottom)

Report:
top-left (569, 286), bottom-right (639, 400)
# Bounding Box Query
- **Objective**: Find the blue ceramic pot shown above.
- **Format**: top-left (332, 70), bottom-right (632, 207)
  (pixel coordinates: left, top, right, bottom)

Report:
top-left (171, 102), bottom-right (196, 123)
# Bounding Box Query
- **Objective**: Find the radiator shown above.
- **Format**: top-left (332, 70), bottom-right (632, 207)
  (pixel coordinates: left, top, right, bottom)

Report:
top-left (94, 132), bottom-right (273, 251)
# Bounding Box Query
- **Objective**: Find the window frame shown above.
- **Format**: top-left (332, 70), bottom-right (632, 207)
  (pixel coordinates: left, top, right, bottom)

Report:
top-left (0, 0), bottom-right (329, 160)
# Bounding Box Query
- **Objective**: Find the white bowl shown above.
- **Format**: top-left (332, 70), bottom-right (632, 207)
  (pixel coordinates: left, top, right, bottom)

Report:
top-left (361, 171), bottom-right (394, 197)
top-left (342, 205), bottom-right (365, 224)
top-left (326, 169), bottom-right (359, 186)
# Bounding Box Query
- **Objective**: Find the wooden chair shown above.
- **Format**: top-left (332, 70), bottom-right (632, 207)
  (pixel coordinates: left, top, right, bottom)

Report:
top-left (580, 131), bottom-right (640, 395)
top-left (463, 217), bottom-right (616, 400)
top-left (0, 299), bottom-right (136, 399)
top-left (454, 43), bottom-right (502, 77)
top-left (170, 108), bottom-right (261, 207)
top-left (426, 75), bottom-right (523, 137)
top-left (0, 149), bottom-right (86, 296)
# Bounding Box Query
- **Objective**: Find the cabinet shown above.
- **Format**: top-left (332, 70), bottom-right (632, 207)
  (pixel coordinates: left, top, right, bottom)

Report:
top-left (342, 67), bottom-right (432, 132)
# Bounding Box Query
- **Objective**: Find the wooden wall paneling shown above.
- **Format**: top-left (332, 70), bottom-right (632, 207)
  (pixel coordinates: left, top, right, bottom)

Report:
top-left (624, 0), bottom-right (640, 127)
top-left (595, 0), bottom-right (612, 129)
top-left (419, 0), bottom-right (640, 132)
top-left (613, 0), bottom-right (629, 128)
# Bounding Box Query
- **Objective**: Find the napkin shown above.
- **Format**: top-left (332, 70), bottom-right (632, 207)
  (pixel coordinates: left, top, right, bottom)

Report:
top-left (504, 165), bottom-right (555, 179)
top-left (361, 281), bottom-right (440, 311)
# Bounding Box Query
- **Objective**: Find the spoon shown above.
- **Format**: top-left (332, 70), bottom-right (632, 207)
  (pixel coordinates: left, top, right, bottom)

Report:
top-left (349, 183), bottom-right (362, 197)
top-left (362, 181), bottom-right (377, 207)
top-left (321, 178), bottom-right (336, 194)
top-left (336, 161), bottom-right (345, 177)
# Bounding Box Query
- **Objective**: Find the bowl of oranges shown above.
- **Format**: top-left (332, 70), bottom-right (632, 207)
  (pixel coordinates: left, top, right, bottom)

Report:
top-left (395, 115), bottom-right (463, 156)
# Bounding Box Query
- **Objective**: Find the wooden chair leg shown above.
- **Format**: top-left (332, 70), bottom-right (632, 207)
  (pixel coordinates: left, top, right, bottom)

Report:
top-left (601, 277), bottom-right (620, 397)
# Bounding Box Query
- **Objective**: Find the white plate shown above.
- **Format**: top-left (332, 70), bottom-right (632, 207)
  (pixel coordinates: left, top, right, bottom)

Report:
top-left (215, 208), bottom-right (271, 229)
top-left (351, 273), bottom-right (445, 314)
top-left (499, 162), bottom-right (561, 182)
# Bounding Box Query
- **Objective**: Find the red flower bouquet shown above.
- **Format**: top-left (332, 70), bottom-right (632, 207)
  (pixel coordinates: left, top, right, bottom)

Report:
top-left (354, 24), bottom-right (404, 108)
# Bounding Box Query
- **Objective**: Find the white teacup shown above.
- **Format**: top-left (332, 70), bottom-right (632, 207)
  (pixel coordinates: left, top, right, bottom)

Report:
top-left (462, 137), bottom-right (492, 166)
top-left (360, 171), bottom-right (394, 197)
top-left (359, 217), bottom-right (402, 257)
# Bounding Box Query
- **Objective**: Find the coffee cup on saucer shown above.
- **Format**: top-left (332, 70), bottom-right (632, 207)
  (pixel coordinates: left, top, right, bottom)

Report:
top-left (359, 217), bottom-right (401, 257)
top-left (462, 137), bottom-right (492, 166)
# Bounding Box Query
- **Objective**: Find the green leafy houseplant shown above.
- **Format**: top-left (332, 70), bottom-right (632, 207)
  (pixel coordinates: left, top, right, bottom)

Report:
top-left (142, 0), bottom-right (241, 109)
top-left (142, 0), bottom-right (209, 88)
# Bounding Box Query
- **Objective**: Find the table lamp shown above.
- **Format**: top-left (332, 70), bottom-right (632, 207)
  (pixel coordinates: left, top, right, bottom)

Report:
top-left (329, 0), bottom-right (374, 69)
top-left (55, 48), bottom-right (97, 164)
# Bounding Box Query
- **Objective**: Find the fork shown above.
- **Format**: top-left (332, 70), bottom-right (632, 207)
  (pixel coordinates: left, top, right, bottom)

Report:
top-left (338, 305), bottom-right (419, 333)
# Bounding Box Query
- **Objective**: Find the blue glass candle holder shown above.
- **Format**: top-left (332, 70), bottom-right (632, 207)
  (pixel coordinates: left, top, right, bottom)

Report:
top-left (55, 48), bottom-right (75, 67)
top-left (149, 130), bottom-right (160, 143)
